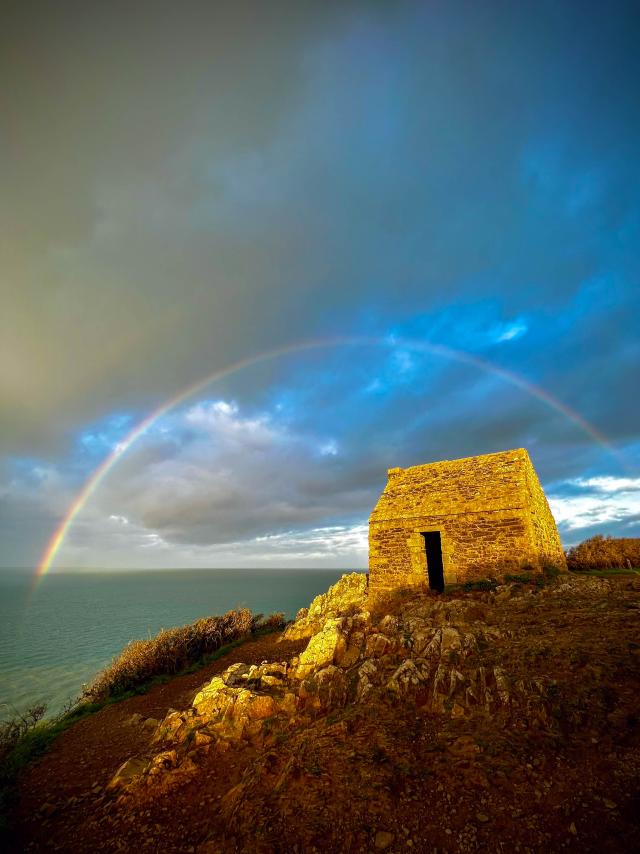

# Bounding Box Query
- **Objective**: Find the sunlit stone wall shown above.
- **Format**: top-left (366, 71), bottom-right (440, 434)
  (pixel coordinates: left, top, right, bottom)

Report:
top-left (368, 448), bottom-right (566, 596)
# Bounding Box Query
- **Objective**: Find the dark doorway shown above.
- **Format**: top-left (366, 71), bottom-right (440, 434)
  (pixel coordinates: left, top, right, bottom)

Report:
top-left (421, 531), bottom-right (444, 592)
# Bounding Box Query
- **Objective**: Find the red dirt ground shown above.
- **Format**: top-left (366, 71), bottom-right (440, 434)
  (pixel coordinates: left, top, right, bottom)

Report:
top-left (8, 576), bottom-right (640, 853)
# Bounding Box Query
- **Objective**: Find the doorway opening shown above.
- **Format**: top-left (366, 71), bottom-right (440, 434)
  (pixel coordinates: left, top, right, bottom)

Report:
top-left (421, 531), bottom-right (444, 593)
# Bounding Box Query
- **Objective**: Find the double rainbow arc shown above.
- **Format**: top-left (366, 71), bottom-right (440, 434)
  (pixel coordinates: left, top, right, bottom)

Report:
top-left (36, 335), bottom-right (623, 581)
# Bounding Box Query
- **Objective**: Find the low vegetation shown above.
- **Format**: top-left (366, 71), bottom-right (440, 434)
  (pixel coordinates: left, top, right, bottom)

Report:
top-left (1, 608), bottom-right (285, 837)
top-left (566, 535), bottom-right (640, 572)
top-left (83, 609), bottom-right (285, 702)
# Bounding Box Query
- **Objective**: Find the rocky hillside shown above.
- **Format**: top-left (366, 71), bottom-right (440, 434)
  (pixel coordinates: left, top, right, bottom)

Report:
top-left (14, 572), bottom-right (640, 853)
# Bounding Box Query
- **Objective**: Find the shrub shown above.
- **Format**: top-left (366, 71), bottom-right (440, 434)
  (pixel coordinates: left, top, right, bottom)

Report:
top-left (566, 536), bottom-right (640, 572)
top-left (82, 608), bottom-right (274, 702)
top-left (258, 612), bottom-right (286, 631)
top-left (0, 704), bottom-right (47, 764)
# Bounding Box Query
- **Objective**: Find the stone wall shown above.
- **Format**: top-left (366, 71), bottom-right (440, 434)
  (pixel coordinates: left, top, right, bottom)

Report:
top-left (523, 456), bottom-right (567, 570)
top-left (372, 450), bottom-right (529, 522)
top-left (369, 449), bottom-right (565, 596)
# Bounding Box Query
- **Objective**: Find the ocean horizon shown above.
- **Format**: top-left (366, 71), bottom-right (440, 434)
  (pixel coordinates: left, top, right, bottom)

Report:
top-left (0, 567), bottom-right (364, 717)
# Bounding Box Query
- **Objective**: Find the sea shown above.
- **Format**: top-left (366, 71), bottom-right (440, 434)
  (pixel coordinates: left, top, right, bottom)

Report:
top-left (0, 568), bottom-right (358, 718)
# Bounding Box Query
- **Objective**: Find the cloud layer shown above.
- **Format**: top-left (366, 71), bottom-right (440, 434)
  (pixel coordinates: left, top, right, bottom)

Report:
top-left (1, 1), bottom-right (639, 567)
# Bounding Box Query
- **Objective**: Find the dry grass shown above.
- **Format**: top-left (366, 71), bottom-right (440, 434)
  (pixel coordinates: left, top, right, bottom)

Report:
top-left (566, 535), bottom-right (640, 572)
top-left (82, 609), bottom-right (285, 702)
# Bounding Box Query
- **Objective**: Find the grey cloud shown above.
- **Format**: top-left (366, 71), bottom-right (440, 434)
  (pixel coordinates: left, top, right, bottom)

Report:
top-left (2, 1), bottom-right (639, 455)
top-left (88, 403), bottom-right (374, 547)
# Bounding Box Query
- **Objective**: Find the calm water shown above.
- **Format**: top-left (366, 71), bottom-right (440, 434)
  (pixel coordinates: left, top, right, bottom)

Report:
top-left (0, 568), bottom-right (355, 717)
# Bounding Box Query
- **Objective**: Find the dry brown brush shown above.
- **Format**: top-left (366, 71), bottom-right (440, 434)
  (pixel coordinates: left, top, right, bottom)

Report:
top-left (566, 535), bottom-right (640, 571)
top-left (82, 609), bottom-right (285, 702)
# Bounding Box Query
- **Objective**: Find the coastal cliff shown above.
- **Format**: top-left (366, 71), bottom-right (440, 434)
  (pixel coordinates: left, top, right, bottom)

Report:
top-left (12, 572), bottom-right (640, 853)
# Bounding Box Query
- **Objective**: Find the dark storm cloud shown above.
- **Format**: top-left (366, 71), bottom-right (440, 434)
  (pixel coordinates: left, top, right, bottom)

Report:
top-left (2, 0), bottom-right (639, 455)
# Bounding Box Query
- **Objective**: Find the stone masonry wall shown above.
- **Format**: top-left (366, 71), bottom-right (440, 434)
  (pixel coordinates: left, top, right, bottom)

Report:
top-left (371, 450), bottom-right (529, 522)
top-left (369, 510), bottom-right (532, 595)
top-left (523, 456), bottom-right (567, 571)
top-left (368, 449), bottom-right (564, 597)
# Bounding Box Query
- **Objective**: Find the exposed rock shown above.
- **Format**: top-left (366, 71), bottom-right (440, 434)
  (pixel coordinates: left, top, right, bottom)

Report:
top-left (336, 630), bottom-right (365, 668)
top-left (365, 633), bottom-right (391, 658)
top-left (378, 614), bottom-right (399, 635)
top-left (386, 659), bottom-right (427, 695)
top-left (356, 659), bottom-right (380, 701)
top-left (111, 575), bottom-right (592, 801)
top-left (295, 618), bottom-right (349, 679)
top-left (17, 572), bottom-right (640, 854)
top-left (107, 756), bottom-right (149, 790)
top-left (150, 749), bottom-right (178, 771)
top-left (283, 572), bottom-right (367, 640)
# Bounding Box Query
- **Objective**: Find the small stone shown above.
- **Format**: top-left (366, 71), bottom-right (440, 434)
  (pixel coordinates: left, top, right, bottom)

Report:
top-left (107, 756), bottom-right (149, 790)
top-left (569, 822), bottom-right (577, 836)
top-left (604, 799), bottom-right (617, 810)
top-left (374, 830), bottom-right (395, 849)
top-left (476, 813), bottom-right (490, 823)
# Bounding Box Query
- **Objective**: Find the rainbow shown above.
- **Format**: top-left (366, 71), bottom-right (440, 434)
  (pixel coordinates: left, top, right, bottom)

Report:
top-left (35, 335), bottom-right (625, 581)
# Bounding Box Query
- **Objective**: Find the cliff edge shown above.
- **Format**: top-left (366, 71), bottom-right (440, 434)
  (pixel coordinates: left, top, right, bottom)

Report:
top-left (13, 572), bottom-right (640, 853)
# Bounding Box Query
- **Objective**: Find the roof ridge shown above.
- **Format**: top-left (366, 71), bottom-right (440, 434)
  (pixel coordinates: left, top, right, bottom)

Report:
top-left (388, 448), bottom-right (528, 477)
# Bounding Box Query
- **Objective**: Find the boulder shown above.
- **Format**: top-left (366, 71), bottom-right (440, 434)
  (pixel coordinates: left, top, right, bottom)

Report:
top-left (365, 633), bottom-right (391, 659)
top-left (386, 659), bottom-right (426, 695)
top-left (192, 677), bottom-right (230, 716)
top-left (295, 618), bottom-right (349, 678)
top-left (336, 631), bottom-right (365, 668)
top-left (356, 659), bottom-right (380, 701)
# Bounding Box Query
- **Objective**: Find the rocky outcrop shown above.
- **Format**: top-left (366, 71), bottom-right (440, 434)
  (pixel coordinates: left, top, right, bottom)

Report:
top-left (108, 574), bottom-right (570, 795)
top-left (283, 572), bottom-right (368, 640)
top-left (23, 572), bottom-right (640, 854)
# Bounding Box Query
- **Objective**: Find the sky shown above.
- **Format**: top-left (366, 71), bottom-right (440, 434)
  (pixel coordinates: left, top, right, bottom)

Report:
top-left (1, 0), bottom-right (639, 571)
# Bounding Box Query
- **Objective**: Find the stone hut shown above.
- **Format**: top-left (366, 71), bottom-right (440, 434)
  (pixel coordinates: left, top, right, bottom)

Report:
top-left (369, 448), bottom-right (566, 596)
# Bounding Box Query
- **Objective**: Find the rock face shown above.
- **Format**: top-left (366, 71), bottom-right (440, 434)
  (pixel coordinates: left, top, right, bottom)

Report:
top-left (369, 448), bottom-right (567, 596)
top-left (109, 572), bottom-right (568, 795)
top-left (283, 571), bottom-right (368, 640)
